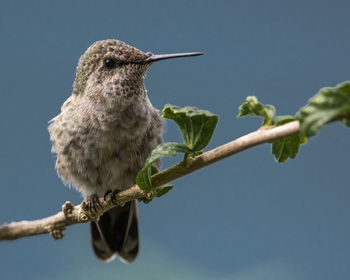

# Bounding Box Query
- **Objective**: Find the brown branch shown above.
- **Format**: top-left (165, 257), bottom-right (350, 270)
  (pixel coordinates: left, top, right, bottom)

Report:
top-left (0, 121), bottom-right (300, 241)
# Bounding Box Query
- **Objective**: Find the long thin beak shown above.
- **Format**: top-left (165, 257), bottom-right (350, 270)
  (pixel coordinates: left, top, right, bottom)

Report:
top-left (142, 52), bottom-right (204, 63)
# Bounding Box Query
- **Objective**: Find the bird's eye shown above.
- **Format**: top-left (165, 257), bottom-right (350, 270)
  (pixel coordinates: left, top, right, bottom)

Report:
top-left (104, 58), bottom-right (117, 69)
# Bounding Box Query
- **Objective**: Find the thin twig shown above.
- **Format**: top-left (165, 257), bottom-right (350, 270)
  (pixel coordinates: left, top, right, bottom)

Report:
top-left (0, 121), bottom-right (300, 241)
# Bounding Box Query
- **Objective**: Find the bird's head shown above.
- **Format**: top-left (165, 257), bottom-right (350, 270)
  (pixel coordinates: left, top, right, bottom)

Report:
top-left (72, 39), bottom-right (202, 106)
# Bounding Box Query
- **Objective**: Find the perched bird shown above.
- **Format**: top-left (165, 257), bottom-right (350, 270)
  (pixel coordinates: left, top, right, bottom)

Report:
top-left (48, 39), bottom-right (202, 262)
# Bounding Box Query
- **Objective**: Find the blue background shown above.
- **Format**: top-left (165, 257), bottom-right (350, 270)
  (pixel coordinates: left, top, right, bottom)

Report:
top-left (1, 0), bottom-right (350, 279)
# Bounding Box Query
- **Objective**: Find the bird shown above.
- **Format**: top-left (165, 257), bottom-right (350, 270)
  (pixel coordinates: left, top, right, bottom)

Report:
top-left (48, 39), bottom-right (203, 262)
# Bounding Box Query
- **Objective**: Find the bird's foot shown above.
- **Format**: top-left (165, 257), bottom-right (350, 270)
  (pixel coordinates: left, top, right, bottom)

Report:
top-left (103, 190), bottom-right (112, 201)
top-left (103, 189), bottom-right (120, 205)
top-left (87, 194), bottom-right (102, 212)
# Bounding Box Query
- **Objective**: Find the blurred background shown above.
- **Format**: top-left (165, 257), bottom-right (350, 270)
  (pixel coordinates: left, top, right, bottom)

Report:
top-left (1, 0), bottom-right (350, 279)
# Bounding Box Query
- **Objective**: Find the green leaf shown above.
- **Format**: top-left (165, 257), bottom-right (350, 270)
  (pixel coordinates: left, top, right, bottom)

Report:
top-left (136, 142), bottom-right (193, 192)
top-left (138, 185), bottom-right (174, 204)
top-left (136, 165), bottom-right (159, 192)
top-left (162, 105), bottom-right (219, 151)
top-left (297, 81), bottom-right (350, 137)
top-left (238, 97), bottom-right (307, 162)
top-left (145, 142), bottom-right (193, 167)
top-left (271, 116), bottom-right (307, 163)
top-left (137, 104), bottom-right (218, 204)
top-left (138, 197), bottom-right (153, 204)
top-left (154, 185), bottom-right (174, 197)
top-left (237, 96), bottom-right (276, 125)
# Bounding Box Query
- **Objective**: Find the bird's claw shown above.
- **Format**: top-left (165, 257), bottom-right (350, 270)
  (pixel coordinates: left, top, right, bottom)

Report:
top-left (111, 190), bottom-right (120, 204)
top-left (104, 190), bottom-right (112, 201)
top-left (111, 190), bottom-right (120, 205)
top-left (103, 189), bottom-right (120, 204)
top-left (87, 194), bottom-right (102, 212)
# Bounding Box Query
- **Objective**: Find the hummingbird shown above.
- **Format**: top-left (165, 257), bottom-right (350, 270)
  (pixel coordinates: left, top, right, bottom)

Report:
top-left (48, 39), bottom-right (203, 262)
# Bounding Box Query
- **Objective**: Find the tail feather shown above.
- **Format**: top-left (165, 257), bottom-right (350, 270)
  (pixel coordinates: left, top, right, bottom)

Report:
top-left (90, 201), bottom-right (139, 262)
